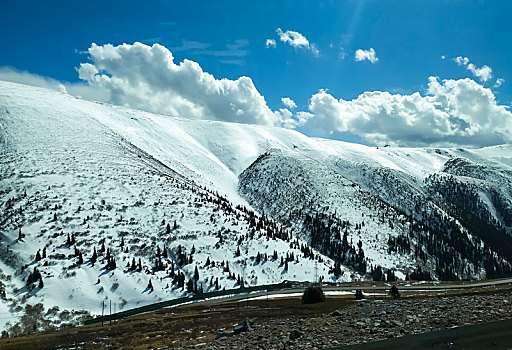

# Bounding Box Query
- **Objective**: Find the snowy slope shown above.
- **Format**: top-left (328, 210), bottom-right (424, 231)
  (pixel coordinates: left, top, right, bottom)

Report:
top-left (0, 82), bottom-right (345, 334)
top-left (1, 81), bottom-right (512, 335)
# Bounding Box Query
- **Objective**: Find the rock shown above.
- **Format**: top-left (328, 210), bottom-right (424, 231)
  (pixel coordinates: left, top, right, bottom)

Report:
top-left (216, 331), bottom-right (235, 339)
top-left (233, 317), bottom-right (254, 335)
top-left (331, 310), bottom-right (343, 317)
top-left (289, 329), bottom-right (303, 341)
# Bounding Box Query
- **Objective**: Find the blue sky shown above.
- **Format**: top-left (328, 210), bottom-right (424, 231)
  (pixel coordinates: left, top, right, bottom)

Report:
top-left (1, 0), bottom-right (511, 147)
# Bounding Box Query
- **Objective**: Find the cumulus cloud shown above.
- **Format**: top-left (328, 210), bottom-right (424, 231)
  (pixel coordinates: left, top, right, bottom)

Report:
top-left (291, 77), bottom-right (512, 147)
top-left (454, 56), bottom-right (493, 82)
top-left (77, 42), bottom-right (276, 125)
top-left (281, 97), bottom-right (297, 109)
top-left (354, 48), bottom-right (379, 63)
top-left (276, 28), bottom-right (319, 56)
top-left (3, 42), bottom-right (510, 148)
top-left (265, 39), bottom-right (276, 48)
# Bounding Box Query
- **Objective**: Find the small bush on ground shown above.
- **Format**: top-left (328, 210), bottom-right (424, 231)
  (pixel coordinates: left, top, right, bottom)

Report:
top-left (302, 286), bottom-right (325, 304)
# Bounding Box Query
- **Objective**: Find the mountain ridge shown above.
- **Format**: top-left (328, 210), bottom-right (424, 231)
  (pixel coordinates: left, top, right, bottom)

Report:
top-left (1, 80), bottom-right (512, 335)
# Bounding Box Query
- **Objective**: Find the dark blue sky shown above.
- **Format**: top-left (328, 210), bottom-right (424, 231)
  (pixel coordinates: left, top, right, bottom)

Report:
top-left (1, 0), bottom-right (510, 110)
top-left (1, 0), bottom-right (511, 147)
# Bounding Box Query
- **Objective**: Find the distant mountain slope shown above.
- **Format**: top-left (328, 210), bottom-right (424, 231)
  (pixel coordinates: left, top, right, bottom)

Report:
top-left (1, 81), bottom-right (512, 335)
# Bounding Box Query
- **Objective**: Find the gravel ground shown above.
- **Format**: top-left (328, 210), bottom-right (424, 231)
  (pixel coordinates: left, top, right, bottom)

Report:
top-left (205, 293), bottom-right (512, 350)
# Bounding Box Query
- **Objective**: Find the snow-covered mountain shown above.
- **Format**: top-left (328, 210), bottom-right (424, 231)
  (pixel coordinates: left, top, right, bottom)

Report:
top-left (1, 81), bottom-right (511, 334)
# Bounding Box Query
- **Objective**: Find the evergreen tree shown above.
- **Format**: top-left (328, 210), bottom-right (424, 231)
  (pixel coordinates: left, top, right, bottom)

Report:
top-left (91, 247), bottom-right (97, 266)
top-left (187, 278), bottom-right (194, 293)
top-left (147, 279), bottom-right (153, 291)
top-left (38, 277), bottom-right (44, 289)
top-left (35, 250), bottom-right (41, 262)
top-left (42, 247), bottom-right (46, 259)
top-left (194, 266), bottom-right (199, 281)
top-left (77, 251), bottom-right (83, 265)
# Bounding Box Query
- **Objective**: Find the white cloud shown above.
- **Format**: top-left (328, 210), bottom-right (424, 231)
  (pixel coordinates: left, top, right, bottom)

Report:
top-left (310, 44), bottom-right (320, 57)
top-left (0, 66), bottom-right (110, 102)
top-left (494, 78), bottom-right (505, 88)
top-left (77, 42), bottom-right (276, 125)
top-left (265, 39), bottom-right (276, 48)
top-left (276, 28), bottom-right (319, 56)
top-left (454, 56), bottom-right (493, 82)
top-left (0, 67), bottom-right (68, 93)
top-left (281, 97), bottom-right (297, 109)
top-left (454, 56), bottom-right (469, 66)
top-left (291, 77), bottom-right (512, 147)
top-left (3, 43), bottom-right (510, 148)
top-left (339, 47), bottom-right (347, 60)
top-left (354, 48), bottom-right (379, 63)
top-left (441, 55), bottom-right (446, 60)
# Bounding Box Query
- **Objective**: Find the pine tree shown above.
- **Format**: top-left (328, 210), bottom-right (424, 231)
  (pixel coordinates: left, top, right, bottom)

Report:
top-left (187, 278), bottom-right (194, 293)
top-left (284, 259), bottom-right (289, 271)
top-left (42, 247), bottom-right (46, 259)
top-left (38, 277), bottom-right (44, 289)
top-left (137, 258), bottom-right (142, 272)
top-left (236, 246), bottom-right (241, 257)
top-left (205, 257), bottom-right (210, 266)
top-left (91, 247), bottom-right (97, 266)
top-left (35, 250), bottom-right (42, 262)
top-left (147, 279), bottom-right (153, 291)
top-left (173, 220), bottom-right (177, 230)
top-left (166, 223), bottom-right (171, 234)
top-left (120, 237), bottom-right (124, 247)
top-left (194, 266), bottom-right (199, 281)
top-left (77, 251), bottom-right (83, 265)
top-left (18, 228), bottom-right (23, 241)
